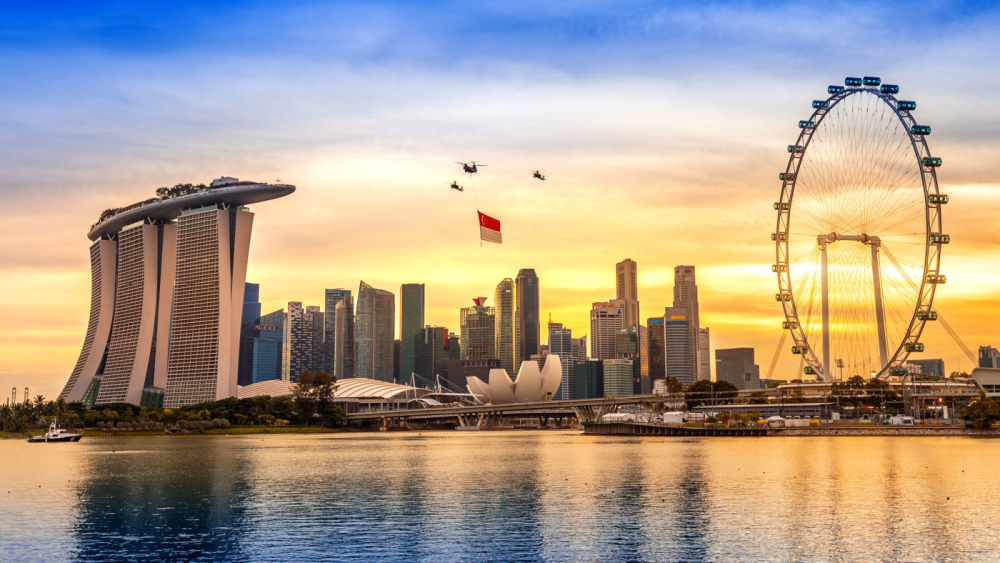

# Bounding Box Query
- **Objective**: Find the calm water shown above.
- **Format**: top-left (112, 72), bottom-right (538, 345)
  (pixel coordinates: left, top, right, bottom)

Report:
top-left (1, 432), bottom-right (998, 562)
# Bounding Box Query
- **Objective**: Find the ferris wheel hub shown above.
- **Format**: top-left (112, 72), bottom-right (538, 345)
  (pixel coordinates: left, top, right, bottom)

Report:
top-left (816, 233), bottom-right (880, 245)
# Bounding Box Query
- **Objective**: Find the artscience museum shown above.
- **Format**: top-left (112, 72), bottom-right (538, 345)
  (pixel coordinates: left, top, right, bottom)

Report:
top-left (466, 355), bottom-right (562, 404)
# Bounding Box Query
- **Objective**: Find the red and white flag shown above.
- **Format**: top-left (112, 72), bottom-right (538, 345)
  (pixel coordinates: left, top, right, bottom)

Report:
top-left (478, 211), bottom-right (502, 244)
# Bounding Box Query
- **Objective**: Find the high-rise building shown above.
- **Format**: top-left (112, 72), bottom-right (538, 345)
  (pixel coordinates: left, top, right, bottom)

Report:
top-left (494, 278), bottom-right (516, 375)
top-left (906, 358), bottom-right (945, 377)
top-left (547, 322), bottom-right (574, 400)
top-left (572, 335), bottom-right (588, 363)
top-left (306, 305), bottom-right (325, 374)
top-left (393, 339), bottom-right (401, 383)
top-left (664, 306), bottom-right (695, 386)
top-left (603, 359), bottom-right (634, 397)
top-left (334, 296), bottom-right (355, 379)
top-left (615, 326), bottom-right (642, 394)
top-left (355, 281), bottom-right (395, 382)
top-left (647, 317), bottom-right (666, 387)
top-left (242, 283), bottom-right (261, 327)
top-left (414, 326), bottom-right (450, 381)
top-left (715, 348), bottom-right (760, 390)
top-left (515, 269), bottom-right (540, 364)
top-left (282, 302), bottom-right (308, 382)
top-left (238, 309), bottom-right (283, 386)
top-left (979, 346), bottom-right (999, 369)
top-left (699, 327), bottom-right (711, 381)
top-left (237, 283), bottom-right (264, 386)
top-left (461, 299), bottom-right (496, 361)
top-left (615, 258), bottom-right (639, 330)
top-left (399, 284), bottom-right (425, 386)
top-left (590, 302), bottom-right (624, 360)
top-left (60, 179), bottom-right (294, 407)
top-left (448, 333), bottom-right (462, 361)
top-left (574, 359), bottom-right (604, 399)
top-left (323, 289), bottom-right (351, 374)
top-left (673, 265), bottom-right (703, 380)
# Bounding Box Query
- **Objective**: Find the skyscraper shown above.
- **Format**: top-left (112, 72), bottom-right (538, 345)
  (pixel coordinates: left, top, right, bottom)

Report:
top-left (547, 322), bottom-right (574, 400)
top-left (399, 284), bottom-right (425, 386)
top-left (334, 296), bottom-right (355, 379)
top-left (673, 265), bottom-right (703, 381)
top-left (461, 299), bottom-right (496, 361)
top-left (715, 348), bottom-right (760, 390)
top-left (572, 335), bottom-right (588, 363)
top-left (664, 306), bottom-right (695, 386)
top-left (283, 302), bottom-right (309, 382)
top-left (494, 278), bottom-right (516, 375)
top-left (515, 269), bottom-right (540, 364)
top-left (355, 281), bottom-right (395, 382)
top-left (242, 283), bottom-right (261, 327)
top-left (699, 327), bottom-right (711, 381)
top-left (306, 305), bottom-right (325, 374)
top-left (590, 302), bottom-right (624, 360)
top-left (244, 309), bottom-right (283, 385)
top-left (647, 317), bottom-right (666, 387)
top-left (615, 258), bottom-right (639, 330)
top-left (414, 326), bottom-right (450, 381)
top-left (323, 289), bottom-right (351, 374)
top-left (60, 179), bottom-right (294, 407)
top-left (603, 359), bottom-right (635, 397)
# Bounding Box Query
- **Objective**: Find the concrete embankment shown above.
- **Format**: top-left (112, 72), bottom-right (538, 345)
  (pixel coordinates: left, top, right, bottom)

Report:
top-left (583, 423), bottom-right (1000, 437)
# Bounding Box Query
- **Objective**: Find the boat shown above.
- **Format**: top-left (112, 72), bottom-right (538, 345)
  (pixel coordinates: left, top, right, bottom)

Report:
top-left (27, 418), bottom-right (83, 443)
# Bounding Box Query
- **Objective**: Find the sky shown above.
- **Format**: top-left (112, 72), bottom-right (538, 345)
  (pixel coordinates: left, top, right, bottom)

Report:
top-left (2, 0), bottom-right (999, 400)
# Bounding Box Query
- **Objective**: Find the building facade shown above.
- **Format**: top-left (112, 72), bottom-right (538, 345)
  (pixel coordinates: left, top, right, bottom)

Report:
top-left (355, 281), bottom-right (395, 382)
top-left (647, 317), bottom-right (666, 387)
top-left (306, 305), bottom-right (325, 374)
top-left (494, 278), bottom-right (516, 375)
top-left (414, 326), bottom-right (450, 382)
top-left (906, 358), bottom-right (945, 377)
top-left (615, 258), bottom-right (639, 331)
top-left (699, 327), bottom-right (711, 381)
top-left (461, 303), bottom-right (496, 361)
top-left (664, 306), bottom-right (695, 386)
top-left (573, 360), bottom-right (604, 399)
top-left (603, 359), bottom-right (634, 397)
top-left (715, 348), bottom-right (760, 390)
top-left (323, 288), bottom-right (351, 374)
top-left (673, 265), bottom-right (703, 381)
top-left (590, 302), bottom-right (624, 360)
top-left (334, 296), bottom-right (355, 379)
top-left (547, 322), bottom-right (574, 400)
top-left (399, 283), bottom-right (425, 386)
top-left (515, 269), bottom-right (540, 364)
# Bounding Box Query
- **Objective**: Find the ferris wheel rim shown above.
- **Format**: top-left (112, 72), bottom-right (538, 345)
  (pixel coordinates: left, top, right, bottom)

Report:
top-left (773, 80), bottom-right (944, 380)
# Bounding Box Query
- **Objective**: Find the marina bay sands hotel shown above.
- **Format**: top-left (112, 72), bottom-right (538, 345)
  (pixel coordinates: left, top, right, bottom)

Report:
top-left (58, 178), bottom-right (295, 408)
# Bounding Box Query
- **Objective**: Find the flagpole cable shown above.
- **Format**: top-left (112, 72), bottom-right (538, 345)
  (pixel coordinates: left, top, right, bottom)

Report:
top-left (470, 173), bottom-right (481, 247)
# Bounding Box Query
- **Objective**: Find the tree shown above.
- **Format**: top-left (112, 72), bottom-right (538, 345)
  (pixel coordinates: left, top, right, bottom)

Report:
top-left (664, 376), bottom-right (683, 394)
top-left (684, 380), bottom-right (715, 408)
top-left (959, 391), bottom-right (1000, 429)
top-left (292, 370), bottom-right (337, 422)
top-left (323, 405), bottom-right (347, 426)
top-left (950, 371), bottom-right (971, 378)
top-left (748, 392), bottom-right (768, 405)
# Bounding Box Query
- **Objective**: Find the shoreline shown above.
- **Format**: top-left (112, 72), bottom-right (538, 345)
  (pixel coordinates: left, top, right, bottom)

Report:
top-left (0, 426), bottom-right (344, 440)
top-left (584, 422), bottom-right (1000, 437)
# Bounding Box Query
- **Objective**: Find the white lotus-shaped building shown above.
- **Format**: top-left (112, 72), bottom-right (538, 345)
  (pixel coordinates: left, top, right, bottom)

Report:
top-left (467, 355), bottom-right (562, 404)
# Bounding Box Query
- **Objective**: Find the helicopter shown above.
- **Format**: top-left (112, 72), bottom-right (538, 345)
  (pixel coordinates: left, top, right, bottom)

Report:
top-left (531, 170), bottom-right (546, 181)
top-left (448, 181), bottom-right (464, 192)
top-left (456, 161), bottom-right (488, 174)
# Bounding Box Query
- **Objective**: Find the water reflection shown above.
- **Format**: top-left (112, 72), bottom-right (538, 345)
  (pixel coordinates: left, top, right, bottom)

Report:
top-left (0, 433), bottom-right (998, 562)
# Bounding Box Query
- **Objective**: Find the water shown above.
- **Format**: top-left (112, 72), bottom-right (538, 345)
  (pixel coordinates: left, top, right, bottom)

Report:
top-left (1, 432), bottom-right (998, 562)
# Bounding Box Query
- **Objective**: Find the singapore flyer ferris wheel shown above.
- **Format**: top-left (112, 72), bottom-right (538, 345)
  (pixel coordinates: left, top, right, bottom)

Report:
top-left (774, 76), bottom-right (947, 381)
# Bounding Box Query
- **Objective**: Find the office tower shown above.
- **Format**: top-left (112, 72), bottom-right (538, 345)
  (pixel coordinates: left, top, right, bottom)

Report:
top-left (61, 179), bottom-right (294, 407)
top-left (664, 306), bottom-right (695, 386)
top-left (615, 326), bottom-right (642, 394)
top-left (615, 258), bottom-right (640, 330)
top-left (461, 299), bottom-right (496, 361)
top-left (494, 278), bottom-right (516, 375)
top-left (238, 309), bottom-right (283, 385)
top-left (907, 359), bottom-right (945, 377)
top-left (334, 296), bottom-right (355, 379)
top-left (414, 326), bottom-right (450, 381)
top-left (306, 305), bottom-right (325, 373)
top-left (979, 346), bottom-right (999, 369)
top-left (603, 359), bottom-right (634, 397)
top-left (547, 322), bottom-right (574, 400)
top-left (243, 283), bottom-right (261, 327)
top-left (699, 328), bottom-right (711, 381)
top-left (399, 284), bottom-right (425, 386)
top-left (323, 289), bottom-right (351, 373)
top-left (448, 333), bottom-right (462, 360)
top-left (515, 269), bottom-right (540, 364)
top-left (282, 302), bottom-right (310, 382)
top-left (574, 359), bottom-right (604, 399)
top-left (93, 222), bottom-right (177, 406)
top-left (673, 265), bottom-right (703, 380)
top-left (237, 283), bottom-right (264, 386)
top-left (572, 335), bottom-right (588, 363)
top-left (647, 317), bottom-right (666, 387)
top-left (590, 302), bottom-right (624, 360)
top-left (355, 281), bottom-right (395, 382)
top-left (393, 339), bottom-right (401, 383)
top-left (715, 348), bottom-right (760, 390)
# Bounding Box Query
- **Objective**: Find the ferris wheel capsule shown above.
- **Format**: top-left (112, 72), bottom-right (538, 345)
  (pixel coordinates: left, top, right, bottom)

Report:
top-left (828, 85), bottom-right (845, 94)
top-left (845, 77), bottom-right (863, 87)
top-left (912, 125), bottom-right (931, 135)
top-left (880, 84), bottom-right (899, 95)
top-left (863, 76), bottom-right (881, 87)
top-left (898, 101), bottom-right (917, 111)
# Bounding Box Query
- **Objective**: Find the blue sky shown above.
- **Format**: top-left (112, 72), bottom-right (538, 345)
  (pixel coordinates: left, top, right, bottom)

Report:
top-left (2, 0), bottom-right (999, 397)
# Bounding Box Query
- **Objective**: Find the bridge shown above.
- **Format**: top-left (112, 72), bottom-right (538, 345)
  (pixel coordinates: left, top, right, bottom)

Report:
top-left (345, 395), bottom-right (678, 428)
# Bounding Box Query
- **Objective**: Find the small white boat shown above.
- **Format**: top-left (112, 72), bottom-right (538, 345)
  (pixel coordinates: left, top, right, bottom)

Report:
top-left (27, 418), bottom-right (83, 443)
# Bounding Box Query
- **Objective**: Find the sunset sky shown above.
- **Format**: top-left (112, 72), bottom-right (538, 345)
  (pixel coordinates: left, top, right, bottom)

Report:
top-left (2, 1), bottom-right (999, 399)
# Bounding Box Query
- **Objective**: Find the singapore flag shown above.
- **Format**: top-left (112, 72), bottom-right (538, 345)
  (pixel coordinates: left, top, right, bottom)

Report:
top-left (478, 211), bottom-right (502, 244)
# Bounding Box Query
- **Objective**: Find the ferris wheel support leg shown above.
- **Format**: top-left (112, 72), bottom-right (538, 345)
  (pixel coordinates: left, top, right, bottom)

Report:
top-left (820, 237), bottom-right (830, 381)
top-left (871, 239), bottom-right (889, 373)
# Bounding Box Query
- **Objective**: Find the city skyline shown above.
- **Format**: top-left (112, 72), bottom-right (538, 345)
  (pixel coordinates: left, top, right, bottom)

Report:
top-left (4, 2), bottom-right (1000, 399)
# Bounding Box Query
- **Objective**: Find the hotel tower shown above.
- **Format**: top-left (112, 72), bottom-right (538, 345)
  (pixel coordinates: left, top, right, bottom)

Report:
top-left (59, 177), bottom-right (294, 408)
